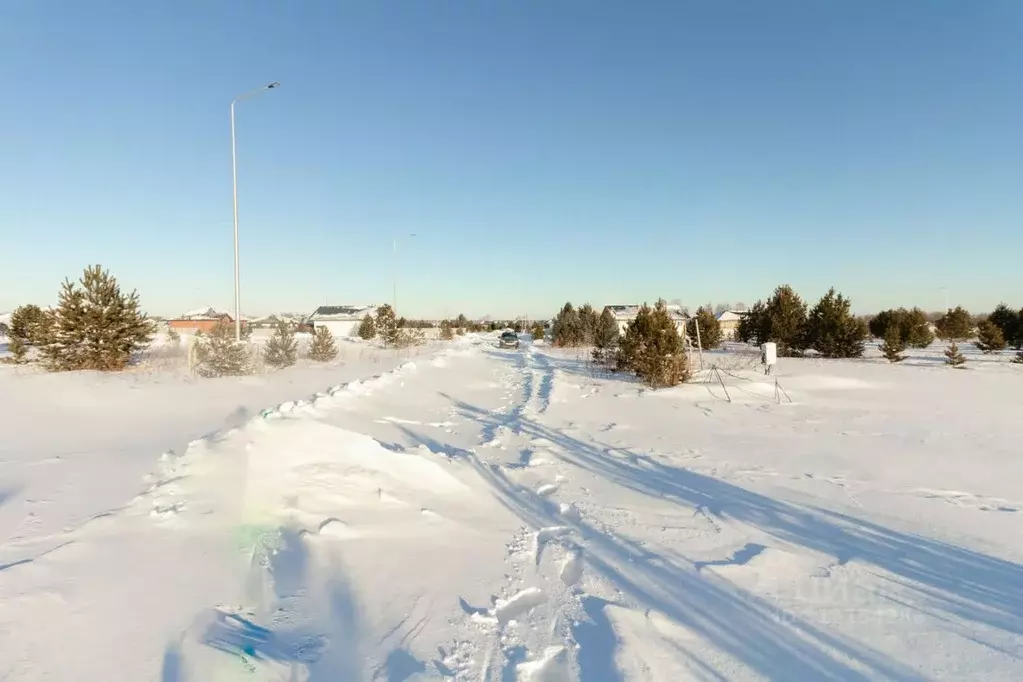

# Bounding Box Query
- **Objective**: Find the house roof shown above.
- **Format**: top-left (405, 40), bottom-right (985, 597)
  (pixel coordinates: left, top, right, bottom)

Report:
top-left (716, 310), bottom-right (747, 322)
top-left (174, 306), bottom-right (232, 321)
top-left (607, 304), bottom-right (689, 320)
top-left (307, 305), bottom-right (378, 321)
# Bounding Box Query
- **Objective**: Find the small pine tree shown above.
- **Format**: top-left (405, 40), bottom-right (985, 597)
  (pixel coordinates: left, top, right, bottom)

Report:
top-left (167, 327), bottom-right (181, 344)
top-left (8, 335), bottom-right (27, 363)
top-left (974, 320), bottom-right (1006, 353)
top-left (357, 314), bottom-right (377, 340)
top-left (618, 300), bottom-right (690, 388)
top-left (440, 319), bottom-right (454, 340)
top-left (806, 288), bottom-right (867, 358)
top-left (264, 319), bottom-right (298, 368)
top-left (193, 321), bottom-right (250, 377)
top-left (308, 325), bottom-right (339, 362)
top-left (735, 301), bottom-right (767, 345)
top-left (39, 265), bottom-right (154, 372)
top-left (765, 285), bottom-right (809, 356)
top-left (944, 341), bottom-right (966, 368)
top-left (376, 305), bottom-right (399, 346)
top-left (686, 307), bottom-right (722, 350)
top-left (551, 302), bottom-right (583, 347)
top-left (10, 304), bottom-right (51, 345)
top-left (578, 304), bottom-right (599, 346)
top-left (530, 321), bottom-right (545, 340)
top-left (935, 306), bottom-right (973, 342)
top-left (986, 304), bottom-right (1019, 347)
top-left (878, 325), bottom-right (907, 363)
top-left (592, 307), bottom-right (621, 369)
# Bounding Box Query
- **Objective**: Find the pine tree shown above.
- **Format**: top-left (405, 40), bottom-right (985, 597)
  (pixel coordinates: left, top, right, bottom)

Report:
top-left (591, 306), bottom-right (621, 369)
top-left (764, 285), bottom-right (809, 356)
top-left (308, 325), bottom-right (339, 362)
top-left (455, 313), bottom-right (469, 330)
top-left (935, 306), bottom-right (973, 342)
top-left (39, 265), bottom-right (154, 372)
top-left (375, 305), bottom-right (399, 346)
top-left (9, 304), bottom-right (51, 345)
top-left (167, 327), bottom-right (181, 344)
top-left (986, 304), bottom-right (1018, 347)
top-left (264, 319), bottom-right (298, 368)
top-left (806, 288), bottom-right (868, 358)
top-left (193, 321), bottom-right (250, 377)
top-left (578, 304), bottom-right (599, 346)
top-left (551, 302), bottom-right (583, 347)
top-left (8, 335), bottom-right (27, 363)
top-left (440, 319), bottom-right (454, 340)
top-left (735, 301), bottom-right (767, 345)
top-left (904, 307), bottom-right (935, 348)
top-left (530, 321), bottom-right (545, 340)
top-left (944, 341), bottom-right (967, 368)
top-left (878, 325), bottom-right (907, 363)
top-left (974, 320), bottom-right (1006, 353)
top-left (686, 307), bottom-right (722, 350)
top-left (357, 314), bottom-right (377, 340)
top-left (618, 300), bottom-right (690, 388)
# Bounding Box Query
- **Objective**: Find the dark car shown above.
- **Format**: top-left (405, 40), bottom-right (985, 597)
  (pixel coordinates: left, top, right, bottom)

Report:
top-left (498, 331), bottom-right (521, 349)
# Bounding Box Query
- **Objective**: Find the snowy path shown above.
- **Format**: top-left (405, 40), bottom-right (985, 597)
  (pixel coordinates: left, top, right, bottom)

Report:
top-left (2, 337), bottom-right (1022, 680)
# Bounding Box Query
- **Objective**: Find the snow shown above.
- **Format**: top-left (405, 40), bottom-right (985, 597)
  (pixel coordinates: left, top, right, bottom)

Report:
top-left (2, 333), bottom-right (1023, 680)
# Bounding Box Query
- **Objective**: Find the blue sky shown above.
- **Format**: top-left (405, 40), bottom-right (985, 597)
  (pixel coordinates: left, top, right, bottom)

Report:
top-left (2, 1), bottom-right (1021, 319)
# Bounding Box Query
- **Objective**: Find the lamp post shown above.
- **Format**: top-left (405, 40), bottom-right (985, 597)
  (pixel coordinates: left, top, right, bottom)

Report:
top-left (230, 81), bottom-right (280, 342)
top-left (392, 233), bottom-right (416, 315)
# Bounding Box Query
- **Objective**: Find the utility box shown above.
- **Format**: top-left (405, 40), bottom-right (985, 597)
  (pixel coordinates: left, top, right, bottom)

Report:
top-left (761, 342), bottom-right (778, 367)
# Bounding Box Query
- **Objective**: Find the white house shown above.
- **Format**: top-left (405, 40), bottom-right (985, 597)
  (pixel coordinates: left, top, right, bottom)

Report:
top-left (606, 304), bottom-right (689, 335)
top-left (307, 305), bottom-right (379, 338)
top-left (716, 310), bottom-right (748, 340)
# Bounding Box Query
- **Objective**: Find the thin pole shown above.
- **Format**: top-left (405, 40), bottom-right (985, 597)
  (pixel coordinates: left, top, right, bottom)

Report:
top-left (231, 101), bottom-right (242, 343)
top-left (392, 236), bottom-right (397, 314)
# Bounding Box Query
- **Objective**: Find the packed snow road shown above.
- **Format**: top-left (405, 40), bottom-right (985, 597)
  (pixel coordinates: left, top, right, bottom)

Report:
top-left (2, 336), bottom-right (1022, 680)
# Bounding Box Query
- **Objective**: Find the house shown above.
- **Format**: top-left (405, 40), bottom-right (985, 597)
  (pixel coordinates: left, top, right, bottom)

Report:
top-left (167, 306), bottom-right (242, 334)
top-left (306, 305), bottom-right (379, 338)
top-left (606, 304), bottom-right (689, 335)
top-left (716, 309), bottom-right (748, 340)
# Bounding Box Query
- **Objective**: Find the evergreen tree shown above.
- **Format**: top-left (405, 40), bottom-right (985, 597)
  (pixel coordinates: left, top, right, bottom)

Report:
top-left (944, 341), bottom-right (967, 368)
top-left (455, 313), bottom-right (469, 330)
top-left (308, 325), bottom-right (338, 362)
top-left (39, 265), bottom-right (153, 372)
top-left (551, 302), bottom-right (583, 347)
top-left (903, 307), bottom-right (935, 348)
top-left (512, 319), bottom-right (524, 333)
top-left (686, 307), bottom-right (722, 350)
top-left (578, 304), bottom-right (599, 345)
top-left (9, 304), bottom-right (51, 346)
top-left (8, 336), bottom-right (27, 363)
top-left (591, 307), bottom-right (621, 368)
top-left (735, 301), bottom-right (767, 345)
top-left (530, 321), bottom-right (546, 341)
top-left (193, 321), bottom-right (250, 377)
top-left (986, 303), bottom-right (1018, 346)
top-left (376, 305), bottom-right (398, 345)
top-left (974, 320), bottom-right (1006, 353)
top-left (764, 285), bottom-right (809, 356)
top-left (439, 319), bottom-right (454, 340)
top-left (264, 319), bottom-right (298, 368)
top-left (357, 314), bottom-right (377, 340)
top-left (878, 325), bottom-right (907, 363)
top-left (617, 300), bottom-right (690, 388)
top-left (167, 327), bottom-right (181, 344)
top-left (935, 306), bottom-right (973, 341)
top-left (806, 288), bottom-right (868, 358)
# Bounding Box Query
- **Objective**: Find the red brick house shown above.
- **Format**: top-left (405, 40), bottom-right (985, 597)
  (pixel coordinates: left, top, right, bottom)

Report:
top-left (167, 307), bottom-right (245, 333)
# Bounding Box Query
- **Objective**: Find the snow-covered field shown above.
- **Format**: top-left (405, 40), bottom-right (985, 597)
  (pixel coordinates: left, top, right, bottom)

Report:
top-left (2, 334), bottom-right (1021, 680)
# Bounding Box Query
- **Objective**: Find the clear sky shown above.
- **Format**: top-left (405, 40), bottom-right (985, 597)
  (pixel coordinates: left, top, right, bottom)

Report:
top-left (2, 1), bottom-right (1021, 319)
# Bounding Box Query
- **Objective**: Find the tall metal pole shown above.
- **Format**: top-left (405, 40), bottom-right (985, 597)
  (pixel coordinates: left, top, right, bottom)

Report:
top-left (392, 236), bottom-right (397, 314)
top-left (231, 101), bottom-right (242, 342)
top-left (229, 81), bottom-right (279, 343)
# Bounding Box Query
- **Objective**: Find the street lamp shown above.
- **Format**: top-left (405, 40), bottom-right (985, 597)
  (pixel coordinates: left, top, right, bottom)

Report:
top-left (230, 81), bottom-right (280, 342)
top-left (392, 233), bottom-right (416, 315)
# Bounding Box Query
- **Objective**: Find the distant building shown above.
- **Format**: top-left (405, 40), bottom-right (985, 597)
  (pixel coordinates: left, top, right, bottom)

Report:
top-left (716, 310), bottom-right (748, 340)
top-left (167, 306), bottom-right (243, 334)
top-left (306, 305), bottom-right (379, 338)
top-left (606, 304), bottom-right (689, 335)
